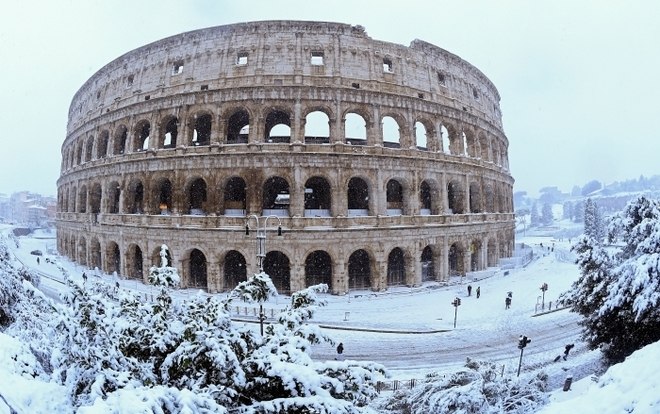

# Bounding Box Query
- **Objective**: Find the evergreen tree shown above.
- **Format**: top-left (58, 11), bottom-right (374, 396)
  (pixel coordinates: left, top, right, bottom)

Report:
top-left (562, 201), bottom-right (573, 220)
top-left (573, 200), bottom-right (584, 223)
top-left (530, 202), bottom-right (540, 227)
top-left (541, 203), bottom-right (553, 225)
top-left (565, 196), bottom-right (660, 363)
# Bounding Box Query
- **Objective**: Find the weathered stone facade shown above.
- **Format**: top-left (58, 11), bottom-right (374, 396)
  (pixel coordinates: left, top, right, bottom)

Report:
top-left (56, 21), bottom-right (515, 295)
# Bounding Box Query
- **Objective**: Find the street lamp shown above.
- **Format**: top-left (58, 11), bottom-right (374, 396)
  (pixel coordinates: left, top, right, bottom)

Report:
top-left (245, 214), bottom-right (283, 335)
top-left (539, 283), bottom-right (548, 310)
top-left (451, 297), bottom-right (461, 328)
top-left (517, 335), bottom-right (532, 377)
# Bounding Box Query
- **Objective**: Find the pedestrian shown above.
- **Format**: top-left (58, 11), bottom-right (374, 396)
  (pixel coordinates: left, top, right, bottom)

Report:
top-left (563, 343), bottom-right (574, 360)
top-left (82, 272), bottom-right (88, 283)
top-left (476, 286), bottom-right (481, 299)
top-left (505, 296), bottom-right (511, 309)
top-left (467, 284), bottom-right (472, 296)
top-left (336, 342), bottom-right (344, 360)
top-left (36, 257), bottom-right (40, 265)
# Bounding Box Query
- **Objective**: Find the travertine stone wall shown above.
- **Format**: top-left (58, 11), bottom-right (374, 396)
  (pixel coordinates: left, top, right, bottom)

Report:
top-left (57, 21), bottom-right (515, 295)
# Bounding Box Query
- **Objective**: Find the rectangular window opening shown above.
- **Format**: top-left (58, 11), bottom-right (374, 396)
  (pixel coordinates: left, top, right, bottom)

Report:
top-left (144, 95), bottom-right (150, 101)
top-left (311, 51), bottom-right (324, 66)
top-left (172, 60), bottom-right (184, 75)
top-left (383, 58), bottom-right (393, 73)
top-left (418, 93), bottom-right (425, 99)
top-left (438, 72), bottom-right (446, 85)
top-left (126, 75), bottom-right (134, 87)
top-left (236, 52), bottom-right (248, 65)
top-left (351, 82), bottom-right (360, 89)
top-left (200, 84), bottom-right (209, 91)
top-left (473, 88), bottom-right (479, 99)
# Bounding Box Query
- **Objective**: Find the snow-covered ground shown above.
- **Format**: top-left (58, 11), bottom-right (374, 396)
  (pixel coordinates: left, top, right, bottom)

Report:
top-left (1, 221), bottom-right (658, 413)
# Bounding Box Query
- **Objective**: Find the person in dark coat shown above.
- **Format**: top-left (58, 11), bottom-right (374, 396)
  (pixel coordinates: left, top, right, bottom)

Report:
top-left (505, 296), bottom-right (511, 309)
top-left (336, 342), bottom-right (344, 360)
top-left (476, 286), bottom-right (481, 298)
top-left (563, 343), bottom-right (574, 360)
top-left (467, 285), bottom-right (472, 296)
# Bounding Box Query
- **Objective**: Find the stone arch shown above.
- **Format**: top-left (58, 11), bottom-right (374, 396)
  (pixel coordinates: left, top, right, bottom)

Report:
top-left (264, 250), bottom-right (290, 295)
top-left (464, 129), bottom-right (478, 158)
top-left (90, 237), bottom-right (102, 270)
top-left (447, 180), bottom-right (465, 214)
top-left (133, 120), bottom-right (151, 151)
top-left (75, 141), bottom-right (84, 165)
top-left (108, 181), bottom-right (121, 214)
top-left (448, 241), bottom-right (465, 276)
top-left (304, 176), bottom-right (332, 216)
top-left (113, 124), bottom-right (128, 155)
top-left (421, 245), bottom-right (435, 282)
top-left (262, 176), bottom-right (290, 215)
top-left (126, 243), bottom-right (144, 280)
top-left (264, 108), bottom-right (291, 143)
top-left (223, 176), bottom-right (247, 215)
top-left (344, 111), bottom-right (367, 144)
top-left (387, 247), bottom-right (405, 286)
top-left (469, 181), bottom-right (482, 213)
top-left (382, 115), bottom-right (400, 147)
top-left (304, 109), bottom-right (331, 144)
top-left (420, 180), bottom-right (433, 215)
top-left (89, 183), bottom-right (102, 214)
top-left (414, 121), bottom-right (427, 150)
top-left (304, 250), bottom-right (332, 289)
top-left (85, 135), bottom-right (94, 162)
top-left (77, 184), bottom-right (87, 213)
top-left (223, 250), bottom-right (247, 290)
top-left (70, 187), bottom-right (77, 213)
top-left (187, 248), bottom-right (208, 289)
top-left (487, 238), bottom-right (498, 267)
top-left (478, 131), bottom-right (490, 161)
top-left (347, 176), bottom-right (370, 216)
top-left (152, 176), bottom-right (173, 214)
top-left (77, 236), bottom-right (87, 266)
top-left (444, 123), bottom-right (460, 155)
top-left (151, 244), bottom-right (173, 267)
top-left (226, 108), bottom-right (250, 144)
top-left (347, 249), bottom-right (373, 291)
top-left (97, 130), bottom-right (109, 158)
top-left (126, 178), bottom-right (144, 214)
top-left (186, 177), bottom-right (208, 215)
top-left (484, 184), bottom-right (495, 213)
top-left (190, 111), bottom-right (213, 146)
top-left (469, 239), bottom-right (483, 271)
top-left (386, 178), bottom-right (405, 215)
top-left (160, 115), bottom-right (179, 149)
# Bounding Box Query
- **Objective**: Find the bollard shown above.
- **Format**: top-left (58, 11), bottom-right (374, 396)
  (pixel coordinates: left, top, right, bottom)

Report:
top-left (563, 376), bottom-right (573, 391)
top-left (344, 311), bottom-right (350, 321)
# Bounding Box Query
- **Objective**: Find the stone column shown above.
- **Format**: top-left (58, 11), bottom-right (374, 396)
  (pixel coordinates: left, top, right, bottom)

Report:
top-left (290, 261), bottom-right (305, 292)
top-left (333, 257), bottom-right (347, 295)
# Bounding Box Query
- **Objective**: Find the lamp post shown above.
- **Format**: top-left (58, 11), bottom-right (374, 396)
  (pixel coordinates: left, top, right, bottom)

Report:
top-left (540, 283), bottom-right (548, 310)
top-left (517, 335), bottom-right (532, 377)
top-left (245, 214), bottom-right (283, 335)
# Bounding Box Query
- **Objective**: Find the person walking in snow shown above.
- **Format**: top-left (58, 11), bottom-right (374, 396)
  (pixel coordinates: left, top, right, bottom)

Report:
top-left (476, 286), bottom-right (481, 298)
top-left (505, 296), bottom-right (511, 309)
top-left (563, 343), bottom-right (574, 360)
top-left (336, 342), bottom-right (344, 360)
top-left (467, 284), bottom-right (472, 296)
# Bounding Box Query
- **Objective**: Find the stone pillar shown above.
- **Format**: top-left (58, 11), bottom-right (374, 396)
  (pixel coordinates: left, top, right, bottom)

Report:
top-left (292, 102), bottom-right (303, 142)
top-left (290, 261), bottom-right (305, 292)
top-left (211, 113), bottom-right (223, 145)
top-left (406, 174), bottom-right (420, 215)
top-left (439, 239), bottom-right (449, 282)
top-left (406, 249), bottom-right (420, 286)
top-left (333, 257), bottom-right (347, 294)
top-left (207, 258), bottom-right (221, 293)
top-left (290, 168), bottom-right (304, 217)
top-left (374, 173), bottom-right (386, 216)
top-left (464, 174), bottom-right (471, 214)
top-left (374, 251), bottom-right (387, 291)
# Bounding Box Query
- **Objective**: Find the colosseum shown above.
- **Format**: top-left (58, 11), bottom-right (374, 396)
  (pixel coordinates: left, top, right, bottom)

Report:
top-left (56, 20), bottom-right (515, 295)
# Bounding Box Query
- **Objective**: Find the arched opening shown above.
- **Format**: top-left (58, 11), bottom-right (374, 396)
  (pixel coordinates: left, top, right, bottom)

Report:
top-left (448, 243), bottom-right (465, 276)
top-left (469, 182), bottom-right (482, 213)
top-left (386, 179), bottom-right (403, 216)
top-left (151, 245), bottom-right (173, 267)
top-left (382, 116), bottom-right (400, 148)
top-left (77, 237), bottom-right (87, 266)
top-left (224, 177), bottom-right (247, 216)
top-left (155, 178), bottom-right (173, 214)
top-left (347, 177), bottom-right (369, 216)
top-left (415, 121), bottom-right (427, 150)
top-left (305, 250), bottom-right (332, 289)
top-left (127, 180), bottom-right (144, 214)
top-left (348, 249), bottom-right (371, 290)
top-left (192, 113), bottom-right (212, 146)
top-left (304, 176), bottom-right (331, 217)
top-left (484, 185), bottom-right (495, 213)
top-left (304, 111), bottom-right (330, 144)
top-left (345, 112), bottom-right (367, 145)
top-left (421, 246), bottom-right (435, 282)
top-left (76, 142), bottom-right (83, 165)
top-left (89, 183), bottom-right (102, 214)
top-left (113, 125), bottom-right (128, 155)
top-left (262, 176), bottom-right (290, 216)
top-left (70, 187), bottom-right (77, 213)
top-left (108, 182), bottom-right (120, 214)
top-left (470, 240), bottom-right (482, 272)
top-left (447, 181), bottom-right (464, 214)
top-left (106, 242), bottom-right (121, 275)
top-left (264, 251), bottom-right (290, 295)
top-left (224, 250), bottom-right (247, 290)
top-left (85, 137), bottom-right (94, 162)
top-left (226, 109), bottom-right (249, 144)
top-left (387, 247), bottom-right (405, 286)
top-left (162, 116), bottom-right (178, 148)
top-left (127, 244), bottom-right (143, 280)
top-left (135, 121), bottom-right (150, 151)
top-left (441, 125), bottom-right (451, 154)
top-left (265, 110), bottom-right (291, 143)
top-left (97, 131), bottom-right (109, 158)
top-left (78, 185), bottom-right (87, 213)
top-left (90, 238), bottom-right (101, 270)
top-left (189, 249), bottom-right (208, 289)
top-left (187, 178), bottom-right (207, 215)
top-left (420, 181), bottom-right (432, 215)
top-left (487, 239), bottom-right (498, 267)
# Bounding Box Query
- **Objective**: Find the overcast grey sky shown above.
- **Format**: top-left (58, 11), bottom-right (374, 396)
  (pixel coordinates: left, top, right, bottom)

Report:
top-left (1, 0), bottom-right (658, 197)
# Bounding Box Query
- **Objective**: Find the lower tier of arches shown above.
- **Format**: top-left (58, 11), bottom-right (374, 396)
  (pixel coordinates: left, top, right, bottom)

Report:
top-left (56, 220), bottom-right (515, 295)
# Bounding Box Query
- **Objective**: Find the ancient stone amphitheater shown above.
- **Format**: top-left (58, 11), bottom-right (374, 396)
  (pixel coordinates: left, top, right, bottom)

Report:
top-left (56, 21), bottom-right (515, 295)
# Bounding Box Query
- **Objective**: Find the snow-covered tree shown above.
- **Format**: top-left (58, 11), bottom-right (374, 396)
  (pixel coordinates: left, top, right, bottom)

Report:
top-left (565, 196), bottom-right (660, 362)
top-left (148, 244), bottom-right (180, 288)
top-left (375, 359), bottom-right (548, 414)
top-left (541, 202), bottom-right (553, 225)
top-left (583, 198), bottom-right (605, 242)
top-left (530, 202), bottom-right (540, 227)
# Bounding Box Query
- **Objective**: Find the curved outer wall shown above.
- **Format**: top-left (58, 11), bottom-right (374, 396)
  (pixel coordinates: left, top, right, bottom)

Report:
top-left (57, 21), bottom-right (515, 294)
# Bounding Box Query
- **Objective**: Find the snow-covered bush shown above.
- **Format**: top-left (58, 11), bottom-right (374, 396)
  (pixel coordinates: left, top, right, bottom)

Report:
top-left (566, 195), bottom-right (660, 362)
top-left (148, 244), bottom-right (180, 288)
top-left (375, 359), bottom-right (547, 414)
